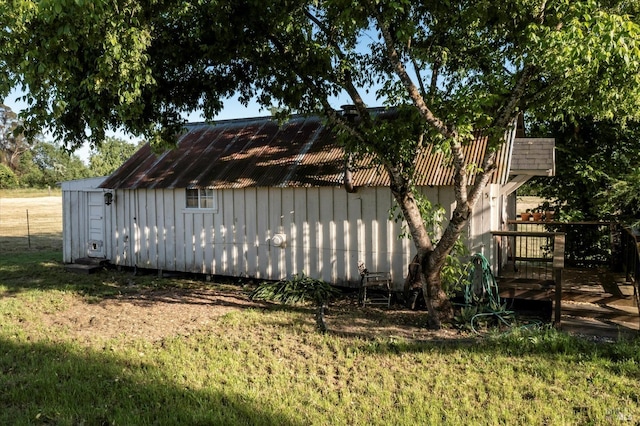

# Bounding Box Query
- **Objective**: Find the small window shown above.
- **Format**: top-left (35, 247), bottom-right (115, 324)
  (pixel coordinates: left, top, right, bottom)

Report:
top-left (185, 189), bottom-right (216, 210)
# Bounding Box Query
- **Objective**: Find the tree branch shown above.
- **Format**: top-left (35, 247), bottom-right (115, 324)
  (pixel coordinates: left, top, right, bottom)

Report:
top-left (368, 2), bottom-right (456, 140)
top-left (467, 64), bottom-right (537, 204)
top-left (303, 8), bottom-right (371, 125)
top-left (408, 38), bottom-right (427, 99)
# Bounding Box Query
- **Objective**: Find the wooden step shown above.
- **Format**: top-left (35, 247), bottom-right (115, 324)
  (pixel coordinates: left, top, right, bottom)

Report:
top-left (559, 290), bottom-right (636, 307)
top-left (560, 316), bottom-right (638, 340)
top-left (64, 257), bottom-right (109, 274)
top-left (562, 302), bottom-right (640, 324)
top-left (64, 263), bottom-right (103, 274)
top-left (73, 257), bottom-right (109, 266)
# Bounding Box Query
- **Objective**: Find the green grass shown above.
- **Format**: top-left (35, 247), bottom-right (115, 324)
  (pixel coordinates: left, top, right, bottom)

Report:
top-left (1, 251), bottom-right (640, 425)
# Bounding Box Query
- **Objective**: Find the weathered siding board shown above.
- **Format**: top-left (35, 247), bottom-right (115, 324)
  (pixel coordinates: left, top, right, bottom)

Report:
top-left (256, 189), bottom-right (269, 280)
top-left (374, 187), bottom-right (389, 273)
top-left (220, 191), bottom-right (236, 275)
top-left (307, 187), bottom-right (320, 277)
top-left (241, 188), bottom-right (255, 277)
top-left (62, 190), bottom-right (73, 261)
top-left (346, 192), bottom-right (361, 284)
top-left (174, 190), bottom-right (186, 272)
top-left (112, 190), bottom-right (122, 265)
top-left (104, 193), bottom-right (113, 263)
top-left (212, 190), bottom-right (223, 275)
top-left (284, 188), bottom-right (296, 278)
top-left (319, 188), bottom-right (334, 283)
top-left (332, 189), bottom-right (348, 284)
top-left (203, 209), bottom-right (214, 275)
top-left (195, 212), bottom-right (204, 273)
top-left (154, 189), bottom-right (165, 271)
top-left (361, 189), bottom-right (376, 272)
top-left (158, 189), bottom-right (170, 271)
top-left (293, 188), bottom-right (307, 277)
top-left (184, 212), bottom-right (195, 273)
top-left (147, 190), bottom-right (159, 269)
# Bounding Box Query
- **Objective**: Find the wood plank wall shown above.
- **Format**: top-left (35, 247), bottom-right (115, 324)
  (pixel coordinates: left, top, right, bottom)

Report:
top-left (64, 185), bottom-right (496, 290)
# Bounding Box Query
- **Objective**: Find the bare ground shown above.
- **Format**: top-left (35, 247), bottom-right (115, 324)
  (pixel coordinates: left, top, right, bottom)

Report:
top-left (40, 285), bottom-right (466, 345)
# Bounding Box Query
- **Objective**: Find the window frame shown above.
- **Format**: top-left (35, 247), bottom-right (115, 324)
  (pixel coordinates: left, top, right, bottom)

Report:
top-left (184, 188), bottom-right (217, 212)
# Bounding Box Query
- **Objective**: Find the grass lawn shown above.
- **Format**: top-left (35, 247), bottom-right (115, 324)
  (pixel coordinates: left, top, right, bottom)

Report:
top-left (1, 250), bottom-right (639, 425)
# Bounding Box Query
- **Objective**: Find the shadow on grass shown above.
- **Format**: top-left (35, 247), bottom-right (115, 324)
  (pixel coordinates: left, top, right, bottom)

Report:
top-left (0, 337), bottom-right (301, 425)
top-left (0, 250), bottom-right (220, 299)
top-left (3, 250), bottom-right (640, 376)
top-left (0, 235), bottom-right (62, 254)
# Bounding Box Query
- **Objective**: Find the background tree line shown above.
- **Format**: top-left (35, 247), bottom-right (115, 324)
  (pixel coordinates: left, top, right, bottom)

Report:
top-left (0, 104), bottom-right (141, 189)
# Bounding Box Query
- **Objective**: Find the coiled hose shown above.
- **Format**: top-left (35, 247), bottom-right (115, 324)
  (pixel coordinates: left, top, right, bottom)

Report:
top-left (463, 253), bottom-right (514, 334)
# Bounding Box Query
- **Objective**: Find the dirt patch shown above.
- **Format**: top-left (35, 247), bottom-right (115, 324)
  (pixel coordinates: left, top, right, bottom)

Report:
top-left (41, 285), bottom-right (467, 344)
top-left (43, 287), bottom-right (258, 343)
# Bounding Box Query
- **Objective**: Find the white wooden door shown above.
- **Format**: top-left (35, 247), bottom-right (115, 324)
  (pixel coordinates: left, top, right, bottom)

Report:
top-left (87, 191), bottom-right (106, 258)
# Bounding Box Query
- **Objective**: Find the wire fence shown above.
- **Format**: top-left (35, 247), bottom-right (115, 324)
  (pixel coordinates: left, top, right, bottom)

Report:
top-left (0, 206), bottom-right (63, 254)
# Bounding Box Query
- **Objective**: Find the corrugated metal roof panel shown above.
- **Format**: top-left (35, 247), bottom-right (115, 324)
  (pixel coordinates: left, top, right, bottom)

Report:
top-left (100, 114), bottom-right (520, 190)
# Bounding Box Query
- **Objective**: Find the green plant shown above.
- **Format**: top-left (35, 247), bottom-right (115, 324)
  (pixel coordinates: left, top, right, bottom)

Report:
top-left (250, 273), bottom-right (340, 333)
top-left (0, 163), bottom-right (18, 188)
top-left (390, 189), bottom-right (470, 297)
top-left (603, 167), bottom-right (640, 228)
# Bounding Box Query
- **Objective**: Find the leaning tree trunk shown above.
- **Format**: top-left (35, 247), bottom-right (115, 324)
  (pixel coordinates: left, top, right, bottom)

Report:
top-left (420, 251), bottom-right (454, 329)
top-left (388, 172), bottom-right (456, 328)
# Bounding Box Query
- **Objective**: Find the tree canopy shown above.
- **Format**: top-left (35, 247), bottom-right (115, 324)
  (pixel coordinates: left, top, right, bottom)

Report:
top-left (528, 118), bottom-right (640, 226)
top-left (3, 0), bottom-right (640, 326)
top-left (0, 103), bottom-right (31, 170)
top-left (89, 136), bottom-right (141, 177)
top-left (3, 1), bottom-right (640, 148)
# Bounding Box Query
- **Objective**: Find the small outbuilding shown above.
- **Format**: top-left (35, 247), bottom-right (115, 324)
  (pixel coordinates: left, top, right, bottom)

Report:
top-left (62, 111), bottom-right (555, 289)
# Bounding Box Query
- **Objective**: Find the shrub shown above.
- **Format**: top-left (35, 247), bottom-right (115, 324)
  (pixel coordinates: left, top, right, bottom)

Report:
top-left (0, 164), bottom-right (18, 189)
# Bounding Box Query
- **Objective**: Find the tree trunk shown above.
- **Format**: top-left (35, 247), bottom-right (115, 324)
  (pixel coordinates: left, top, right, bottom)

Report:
top-left (421, 251), bottom-right (454, 329)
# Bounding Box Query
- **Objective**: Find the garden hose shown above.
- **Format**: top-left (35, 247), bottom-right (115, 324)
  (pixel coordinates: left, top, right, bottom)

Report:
top-left (463, 253), bottom-right (515, 334)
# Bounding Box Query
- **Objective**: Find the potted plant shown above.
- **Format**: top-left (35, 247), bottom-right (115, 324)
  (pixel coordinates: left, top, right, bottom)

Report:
top-left (532, 208), bottom-right (543, 222)
top-left (520, 209), bottom-right (532, 221)
top-left (542, 201), bottom-right (555, 221)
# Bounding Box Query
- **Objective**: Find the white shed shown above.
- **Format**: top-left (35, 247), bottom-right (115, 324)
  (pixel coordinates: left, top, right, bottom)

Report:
top-left (62, 112), bottom-right (554, 290)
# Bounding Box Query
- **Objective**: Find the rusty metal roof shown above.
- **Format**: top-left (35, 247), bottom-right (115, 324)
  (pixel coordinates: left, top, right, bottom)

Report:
top-left (100, 114), bottom-right (518, 190)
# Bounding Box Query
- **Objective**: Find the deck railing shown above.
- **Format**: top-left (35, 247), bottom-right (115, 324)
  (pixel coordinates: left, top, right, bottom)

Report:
top-left (492, 230), bottom-right (562, 282)
top-left (508, 220), bottom-right (615, 268)
top-left (492, 230), bottom-right (565, 325)
top-left (620, 227), bottom-right (640, 310)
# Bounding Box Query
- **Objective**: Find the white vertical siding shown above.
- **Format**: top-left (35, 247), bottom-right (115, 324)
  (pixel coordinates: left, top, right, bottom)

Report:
top-left (242, 188), bottom-right (257, 277)
top-left (91, 185), bottom-right (498, 290)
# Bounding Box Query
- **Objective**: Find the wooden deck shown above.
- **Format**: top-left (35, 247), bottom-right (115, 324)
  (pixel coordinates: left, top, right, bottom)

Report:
top-left (498, 267), bottom-right (639, 338)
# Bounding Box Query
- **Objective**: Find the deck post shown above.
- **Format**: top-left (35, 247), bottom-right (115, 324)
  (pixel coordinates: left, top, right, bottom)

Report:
top-left (554, 268), bottom-right (562, 327)
top-left (553, 234), bottom-right (566, 327)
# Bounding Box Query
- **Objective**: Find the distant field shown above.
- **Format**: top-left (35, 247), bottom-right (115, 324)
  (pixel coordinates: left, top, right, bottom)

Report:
top-left (0, 195), bottom-right (62, 253)
top-left (516, 195), bottom-right (545, 213)
top-left (0, 188), bottom-right (62, 198)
